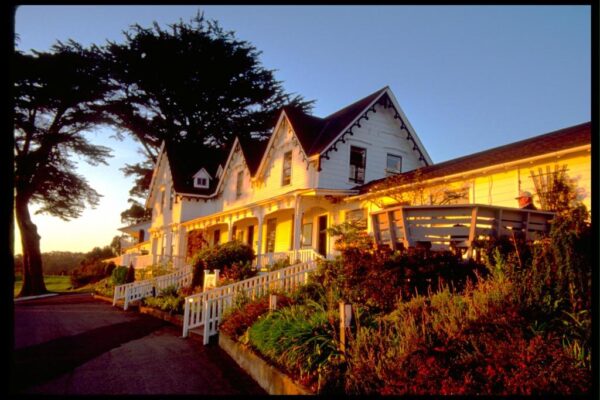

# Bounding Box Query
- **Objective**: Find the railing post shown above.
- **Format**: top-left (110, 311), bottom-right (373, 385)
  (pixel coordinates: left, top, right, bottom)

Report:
top-left (202, 298), bottom-right (210, 345)
top-left (269, 294), bottom-right (278, 311)
top-left (339, 302), bottom-right (352, 353)
top-left (182, 298), bottom-right (191, 338)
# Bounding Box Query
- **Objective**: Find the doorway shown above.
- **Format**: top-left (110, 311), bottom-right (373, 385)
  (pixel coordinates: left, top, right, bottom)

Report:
top-left (317, 215), bottom-right (327, 256)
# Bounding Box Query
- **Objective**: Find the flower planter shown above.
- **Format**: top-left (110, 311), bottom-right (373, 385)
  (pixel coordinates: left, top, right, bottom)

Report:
top-left (218, 333), bottom-right (314, 395)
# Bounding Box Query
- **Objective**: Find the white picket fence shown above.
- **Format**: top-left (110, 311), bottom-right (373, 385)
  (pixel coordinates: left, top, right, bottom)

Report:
top-left (113, 264), bottom-right (193, 310)
top-left (182, 259), bottom-right (319, 344)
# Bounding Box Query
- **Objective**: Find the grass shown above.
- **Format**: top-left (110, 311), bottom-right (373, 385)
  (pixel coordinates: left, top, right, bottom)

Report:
top-left (13, 275), bottom-right (92, 297)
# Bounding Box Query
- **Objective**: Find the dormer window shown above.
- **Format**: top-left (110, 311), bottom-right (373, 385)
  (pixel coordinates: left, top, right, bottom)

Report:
top-left (196, 177), bottom-right (208, 187)
top-left (193, 168), bottom-right (211, 189)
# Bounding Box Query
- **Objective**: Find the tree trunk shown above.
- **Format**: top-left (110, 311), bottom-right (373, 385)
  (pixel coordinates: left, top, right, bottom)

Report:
top-left (15, 196), bottom-right (47, 297)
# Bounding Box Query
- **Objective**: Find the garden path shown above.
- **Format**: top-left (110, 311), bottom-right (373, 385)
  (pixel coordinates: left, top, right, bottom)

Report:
top-left (12, 293), bottom-right (266, 395)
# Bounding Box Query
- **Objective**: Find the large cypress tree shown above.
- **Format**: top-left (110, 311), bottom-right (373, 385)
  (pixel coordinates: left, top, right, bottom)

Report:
top-left (13, 42), bottom-right (113, 296)
top-left (102, 12), bottom-right (313, 202)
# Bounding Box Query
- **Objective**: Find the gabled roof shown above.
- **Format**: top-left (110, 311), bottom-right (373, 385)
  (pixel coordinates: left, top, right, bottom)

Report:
top-left (163, 141), bottom-right (229, 196)
top-left (357, 122), bottom-right (591, 194)
top-left (282, 87), bottom-right (389, 156)
top-left (238, 135), bottom-right (270, 175)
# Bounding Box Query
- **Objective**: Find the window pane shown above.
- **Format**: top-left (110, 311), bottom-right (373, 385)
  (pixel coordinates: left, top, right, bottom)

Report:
top-left (282, 151), bottom-right (292, 185)
top-left (349, 146), bottom-right (366, 183)
top-left (386, 154), bottom-right (402, 172)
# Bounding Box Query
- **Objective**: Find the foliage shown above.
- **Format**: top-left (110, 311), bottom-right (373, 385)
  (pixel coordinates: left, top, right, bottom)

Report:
top-left (320, 221), bottom-right (474, 313)
top-left (120, 199), bottom-right (151, 225)
top-left (14, 251), bottom-right (85, 276)
top-left (14, 42), bottom-right (114, 296)
top-left (186, 229), bottom-right (209, 259)
top-left (247, 301), bottom-right (344, 393)
top-left (125, 264), bottom-right (135, 283)
top-left (68, 245), bottom-right (118, 288)
top-left (92, 276), bottom-right (115, 297)
top-left (267, 256), bottom-right (290, 271)
top-left (191, 241), bottom-right (256, 287)
top-left (104, 261), bottom-right (117, 277)
top-left (101, 12), bottom-right (313, 200)
top-left (344, 274), bottom-right (590, 395)
top-left (111, 266), bottom-right (129, 286)
top-left (142, 291), bottom-right (185, 314)
top-left (220, 293), bottom-right (293, 340)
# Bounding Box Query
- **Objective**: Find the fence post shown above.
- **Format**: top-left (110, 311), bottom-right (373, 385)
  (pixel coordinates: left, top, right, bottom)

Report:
top-left (339, 302), bottom-right (352, 353)
top-left (269, 294), bottom-right (278, 311)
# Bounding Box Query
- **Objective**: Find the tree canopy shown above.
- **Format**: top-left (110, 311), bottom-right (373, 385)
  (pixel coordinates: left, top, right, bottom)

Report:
top-left (101, 12), bottom-right (313, 200)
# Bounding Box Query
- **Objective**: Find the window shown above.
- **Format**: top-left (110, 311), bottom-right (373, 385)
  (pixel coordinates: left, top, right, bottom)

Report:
top-left (282, 151), bottom-right (292, 186)
top-left (169, 190), bottom-right (174, 210)
top-left (236, 170), bottom-right (243, 198)
top-left (301, 223), bottom-right (313, 246)
top-left (195, 177), bottom-right (208, 188)
top-left (213, 229), bottom-right (220, 246)
top-left (386, 154), bottom-right (402, 175)
top-left (349, 146), bottom-right (366, 184)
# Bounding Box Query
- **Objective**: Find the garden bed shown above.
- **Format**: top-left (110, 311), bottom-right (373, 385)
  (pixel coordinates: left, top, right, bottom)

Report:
top-left (219, 333), bottom-right (314, 395)
top-left (139, 305), bottom-right (184, 327)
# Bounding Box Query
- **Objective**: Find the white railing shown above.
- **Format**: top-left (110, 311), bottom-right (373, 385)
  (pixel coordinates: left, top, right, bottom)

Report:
top-left (112, 264), bottom-right (193, 310)
top-left (182, 259), bottom-right (318, 344)
top-left (254, 249), bottom-right (322, 270)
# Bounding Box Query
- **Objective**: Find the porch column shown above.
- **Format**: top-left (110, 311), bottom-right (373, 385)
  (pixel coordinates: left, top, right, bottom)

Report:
top-left (256, 214), bottom-right (264, 267)
top-left (227, 217), bottom-right (234, 242)
top-left (292, 195), bottom-right (302, 252)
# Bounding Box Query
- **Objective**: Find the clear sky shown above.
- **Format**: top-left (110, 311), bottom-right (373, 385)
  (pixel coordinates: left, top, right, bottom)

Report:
top-left (14, 5), bottom-right (591, 255)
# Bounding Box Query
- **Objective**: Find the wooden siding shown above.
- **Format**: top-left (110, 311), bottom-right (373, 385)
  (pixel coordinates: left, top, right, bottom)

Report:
top-left (318, 103), bottom-right (425, 189)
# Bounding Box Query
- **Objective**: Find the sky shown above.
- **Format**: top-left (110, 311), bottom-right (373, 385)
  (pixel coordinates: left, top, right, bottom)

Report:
top-left (13, 5), bottom-right (591, 255)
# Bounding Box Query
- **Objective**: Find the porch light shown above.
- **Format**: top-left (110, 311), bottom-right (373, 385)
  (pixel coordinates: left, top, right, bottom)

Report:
top-left (188, 298), bottom-right (194, 303)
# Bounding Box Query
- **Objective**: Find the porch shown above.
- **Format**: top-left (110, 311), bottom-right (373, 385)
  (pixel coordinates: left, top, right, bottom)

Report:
top-left (371, 204), bottom-right (554, 256)
top-left (182, 191), bottom-right (342, 269)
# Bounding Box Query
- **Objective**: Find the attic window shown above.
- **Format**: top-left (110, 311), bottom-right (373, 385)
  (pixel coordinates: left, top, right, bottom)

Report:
top-left (195, 177), bottom-right (208, 188)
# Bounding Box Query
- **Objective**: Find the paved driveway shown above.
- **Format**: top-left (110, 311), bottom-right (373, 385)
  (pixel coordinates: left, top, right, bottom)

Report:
top-left (12, 293), bottom-right (266, 395)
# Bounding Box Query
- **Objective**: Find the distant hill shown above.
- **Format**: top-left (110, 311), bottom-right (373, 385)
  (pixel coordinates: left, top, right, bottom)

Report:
top-left (14, 251), bottom-right (86, 276)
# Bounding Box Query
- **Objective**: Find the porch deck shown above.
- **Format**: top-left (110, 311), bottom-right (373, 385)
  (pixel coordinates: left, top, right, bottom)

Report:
top-left (371, 204), bottom-right (554, 255)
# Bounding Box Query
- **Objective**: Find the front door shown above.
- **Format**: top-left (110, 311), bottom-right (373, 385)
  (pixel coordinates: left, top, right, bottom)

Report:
top-left (318, 215), bottom-right (328, 256)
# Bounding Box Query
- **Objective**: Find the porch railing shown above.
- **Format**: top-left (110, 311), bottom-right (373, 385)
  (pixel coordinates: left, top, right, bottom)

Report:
top-left (254, 248), bottom-right (322, 269)
top-left (113, 264), bottom-right (193, 310)
top-left (182, 259), bottom-right (318, 344)
top-left (371, 204), bottom-right (554, 255)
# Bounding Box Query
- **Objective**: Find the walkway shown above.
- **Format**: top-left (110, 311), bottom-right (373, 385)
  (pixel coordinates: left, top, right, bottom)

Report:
top-left (12, 293), bottom-right (266, 395)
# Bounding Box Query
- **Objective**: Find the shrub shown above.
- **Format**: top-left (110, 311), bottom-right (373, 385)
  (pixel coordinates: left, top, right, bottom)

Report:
top-left (219, 261), bottom-right (257, 283)
top-left (104, 261), bottom-right (117, 277)
top-left (247, 301), bottom-right (344, 393)
top-left (70, 260), bottom-right (106, 288)
top-left (219, 293), bottom-right (293, 340)
top-left (111, 266), bottom-right (129, 286)
top-left (191, 241), bottom-right (256, 287)
top-left (268, 256), bottom-right (290, 271)
top-left (143, 294), bottom-right (184, 314)
top-left (125, 264), bottom-right (135, 283)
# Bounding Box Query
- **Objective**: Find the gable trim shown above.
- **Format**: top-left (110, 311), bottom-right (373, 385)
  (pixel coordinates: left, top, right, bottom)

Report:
top-left (318, 88), bottom-right (432, 167)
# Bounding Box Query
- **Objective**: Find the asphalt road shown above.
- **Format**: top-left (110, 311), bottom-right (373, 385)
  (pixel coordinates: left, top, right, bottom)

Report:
top-left (12, 293), bottom-right (266, 395)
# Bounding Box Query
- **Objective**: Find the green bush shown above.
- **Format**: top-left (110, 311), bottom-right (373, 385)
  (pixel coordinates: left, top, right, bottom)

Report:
top-left (143, 294), bottom-right (184, 314)
top-left (247, 301), bottom-right (344, 393)
top-left (191, 241), bottom-right (256, 287)
top-left (111, 266), bottom-right (129, 286)
top-left (104, 261), bottom-right (117, 277)
top-left (268, 256), bottom-right (290, 271)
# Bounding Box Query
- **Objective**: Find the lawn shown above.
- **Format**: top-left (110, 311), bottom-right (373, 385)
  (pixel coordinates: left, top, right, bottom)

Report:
top-left (13, 275), bottom-right (85, 297)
